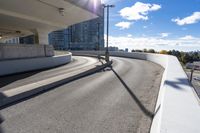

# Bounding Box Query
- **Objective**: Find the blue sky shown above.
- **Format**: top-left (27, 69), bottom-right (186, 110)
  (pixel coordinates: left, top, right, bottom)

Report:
top-left (102, 0), bottom-right (200, 51)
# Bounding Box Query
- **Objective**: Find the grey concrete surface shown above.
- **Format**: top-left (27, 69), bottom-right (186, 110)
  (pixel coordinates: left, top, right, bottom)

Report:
top-left (0, 44), bottom-right (54, 60)
top-left (0, 56), bottom-right (99, 92)
top-left (0, 57), bottom-right (164, 133)
top-left (0, 53), bottom-right (72, 76)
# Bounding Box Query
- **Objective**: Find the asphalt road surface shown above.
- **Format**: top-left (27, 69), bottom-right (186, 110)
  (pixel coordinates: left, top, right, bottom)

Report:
top-left (0, 56), bottom-right (164, 133)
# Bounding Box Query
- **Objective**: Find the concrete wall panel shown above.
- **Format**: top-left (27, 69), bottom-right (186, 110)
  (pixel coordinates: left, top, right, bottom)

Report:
top-left (0, 44), bottom-right (54, 60)
top-left (0, 53), bottom-right (71, 76)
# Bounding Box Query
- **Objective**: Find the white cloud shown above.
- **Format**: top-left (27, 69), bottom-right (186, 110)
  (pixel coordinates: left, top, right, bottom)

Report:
top-left (160, 33), bottom-right (170, 38)
top-left (127, 34), bottom-right (132, 37)
top-left (179, 35), bottom-right (196, 40)
top-left (119, 2), bottom-right (161, 21)
top-left (172, 12), bottom-right (200, 25)
top-left (150, 4), bottom-right (161, 11)
top-left (115, 21), bottom-right (132, 29)
top-left (106, 35), bottom-right (200, 51)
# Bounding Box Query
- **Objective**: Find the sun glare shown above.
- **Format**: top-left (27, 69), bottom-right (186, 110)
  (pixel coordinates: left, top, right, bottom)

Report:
top-left (101, 0), bottom-right (105, 4)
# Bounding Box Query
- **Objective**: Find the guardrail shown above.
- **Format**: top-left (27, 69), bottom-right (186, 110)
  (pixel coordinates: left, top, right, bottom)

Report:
top-left (72, 51), bottom-right (200, 133)
top-left (0, 44), bottom-right (54, 60)
top-left (0, 53), bottom-right (72, 76)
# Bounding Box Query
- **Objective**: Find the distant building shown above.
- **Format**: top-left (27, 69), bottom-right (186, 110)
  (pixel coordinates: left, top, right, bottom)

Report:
top-left (193, 62), bottom-right (200, 70)
top-left (125, 48), bottom-right (128, 52)
top-left (19, 35), bottom-right (34, 44)
top-left (108, 46), bottom-right (118, 51)
top-left (4, 35), bottom-right (35, 44)
top-left (186, 63), bottom-right (193, 69)
top-left (49, 14), bottom-right (104, 50)
top-left (119, 49), bottom-right (125, 52)
top-left (186, 62), bottom-right (200, 70)
top-left (4, 37), bottom-right (19, 44)
top-left (48, 29), bottom-right (70, 50)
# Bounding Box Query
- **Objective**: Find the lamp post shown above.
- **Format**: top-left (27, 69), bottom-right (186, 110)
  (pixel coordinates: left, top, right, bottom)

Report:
top-left (103, 4), bottom-right (115, 62)
top-left (97, 22), bottom-right (100, 50)
top-left (68, 26), bottom-right (73, 50)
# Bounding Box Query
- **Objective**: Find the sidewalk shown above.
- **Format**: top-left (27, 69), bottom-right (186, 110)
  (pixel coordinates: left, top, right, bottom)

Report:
top-left (0, 56), bottom-right (97, 92)
top-left (0, 57), bottom-right (112, 108)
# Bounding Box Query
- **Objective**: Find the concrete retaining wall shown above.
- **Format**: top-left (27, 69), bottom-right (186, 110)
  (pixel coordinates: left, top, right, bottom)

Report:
top-left (72, 51), bottom-right (200, 133)
top-left (0, 53), bottom-right (72, 76)
top-left (0, 44), bottom-right (54, 60)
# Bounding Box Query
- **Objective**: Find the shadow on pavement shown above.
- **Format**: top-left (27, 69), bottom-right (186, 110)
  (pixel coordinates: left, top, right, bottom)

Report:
top-left (0, 113), bottom-right (4, 133)
top-left (109, 65), bottom-right (155, 119)
top-left (0, 62), bottom-right (72, 89)
top-left (165, 78), bottom-right (191, 90)
top-left (0, 71), bottom-right (40, 89)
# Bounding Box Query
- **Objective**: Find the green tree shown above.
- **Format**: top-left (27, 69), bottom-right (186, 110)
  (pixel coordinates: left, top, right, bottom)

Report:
top-left (143, 48), bottom-right (147, 52)
top-left (192, 52), bottom-right (199, 61)
top-left (135, 49), bottom-right (143, 52)
top-left (159, 50), bottom-right (168, 54)
top-left (148, 49), bottom-right (155, 53)
top-left (131, 49), bottom-right (135, 52)
top-left (167, 50), bottom-right (172, 55)
top-left (181, 53), bottom-right (192, 64)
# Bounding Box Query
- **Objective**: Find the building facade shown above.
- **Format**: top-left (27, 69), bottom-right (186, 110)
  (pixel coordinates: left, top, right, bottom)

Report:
top-left (49, 16), bottom-right (104, 50)
top-left (48, 29), bottom-right (70, 50)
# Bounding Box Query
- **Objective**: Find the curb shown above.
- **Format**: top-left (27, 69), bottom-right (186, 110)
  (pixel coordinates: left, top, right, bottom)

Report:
top-left (72, 53), bottom-right (106, 60)
top-left (0, 60), bottom-right (112, 108)
top-left (0, 53), bottom-right (72, 76)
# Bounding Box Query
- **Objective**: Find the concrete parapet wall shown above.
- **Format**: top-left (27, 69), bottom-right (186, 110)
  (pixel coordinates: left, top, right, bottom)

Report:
top-left (0, 44), bottom-right (54, 60)
top-left (72, 51), bottom-right (200, 133)
top-left (44, 45), bottom-right (54, 57)
top-left (0, 53), bottom-right (71, 76)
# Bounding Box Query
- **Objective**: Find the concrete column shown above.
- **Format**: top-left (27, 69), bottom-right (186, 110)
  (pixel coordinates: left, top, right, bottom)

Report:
top-left (0, 39), bottom-right (5, 43)
top-left (31, 29), bottom-right (50, 45)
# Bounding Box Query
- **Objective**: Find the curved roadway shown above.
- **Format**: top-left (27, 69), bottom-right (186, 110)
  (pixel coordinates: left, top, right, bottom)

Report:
top-left (0, 56), bottom-right (100, 91)
top-left (0, 56), bottom-right (163, 133)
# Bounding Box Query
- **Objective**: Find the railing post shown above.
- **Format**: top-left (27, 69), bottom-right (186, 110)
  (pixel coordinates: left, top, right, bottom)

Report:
top-left (190, 66), bottom-right (195, 83)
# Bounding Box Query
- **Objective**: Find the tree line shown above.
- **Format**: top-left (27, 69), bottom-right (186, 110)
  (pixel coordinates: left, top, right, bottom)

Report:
top-left (131, 49), bottom-right (200, 64)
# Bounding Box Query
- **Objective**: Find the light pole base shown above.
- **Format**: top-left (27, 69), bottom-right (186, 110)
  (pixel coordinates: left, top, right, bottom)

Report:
top-left (105, 51), bottom-right (110, 62)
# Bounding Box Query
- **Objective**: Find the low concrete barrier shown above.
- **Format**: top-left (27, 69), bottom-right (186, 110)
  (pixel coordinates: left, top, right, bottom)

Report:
top-left (72, 51), bottom-right (200, 133)
top-left (0, 53), bottom-right (72, 76)
top-left (0, 44), bottom-right (54, 60)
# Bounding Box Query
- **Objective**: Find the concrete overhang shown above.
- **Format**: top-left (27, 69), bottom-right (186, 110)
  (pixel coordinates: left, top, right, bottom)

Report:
top-left (0, 0), bottom-right (102, 39)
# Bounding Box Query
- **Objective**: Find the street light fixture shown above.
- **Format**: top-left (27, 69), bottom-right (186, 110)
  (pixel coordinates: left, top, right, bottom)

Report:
top-left (103, 4), bottom-right (115, 62)
top-left (97, 22), bottom-right (100, 50)
top-left (58, 8), bottom-right (65, 16)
